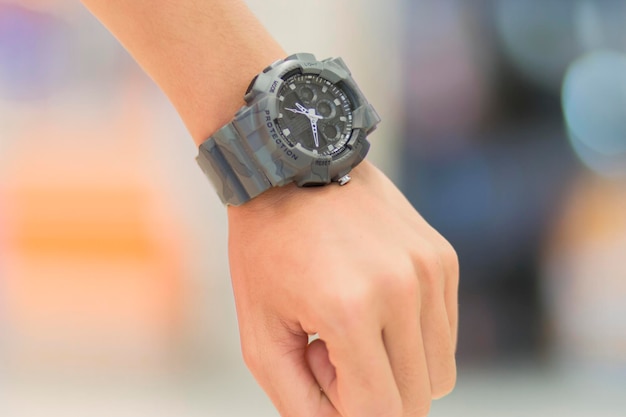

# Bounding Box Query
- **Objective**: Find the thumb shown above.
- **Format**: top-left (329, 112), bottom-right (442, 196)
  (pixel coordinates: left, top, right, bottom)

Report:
top-left (306, 339), bottom-right (343, 415)
top-left (250, 326), bottom-right (340, 417)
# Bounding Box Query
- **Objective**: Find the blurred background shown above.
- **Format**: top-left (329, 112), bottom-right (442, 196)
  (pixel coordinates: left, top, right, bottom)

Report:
top-left (1, 0), bottom-right (625, 416)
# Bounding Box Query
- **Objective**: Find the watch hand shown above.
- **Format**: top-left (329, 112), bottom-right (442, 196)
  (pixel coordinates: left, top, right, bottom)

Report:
top-left (310, 118), bottom-right (320, 148)
top-left (286, 106), bottom-right (324, 120)
top-left (297, 102), bottom-right (324, 120)
top-left (309, 109), bottom-right (325, 121)
top-left (286, 107), bottom-right (308, 116)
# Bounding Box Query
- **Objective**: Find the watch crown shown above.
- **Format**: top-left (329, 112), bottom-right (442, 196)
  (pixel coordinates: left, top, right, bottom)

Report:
top-left (338, 174), bottom-right (351, 186)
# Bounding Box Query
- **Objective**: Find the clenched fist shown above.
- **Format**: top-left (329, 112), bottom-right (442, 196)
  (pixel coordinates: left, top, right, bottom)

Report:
top-left (228, 160), bottom-right (459, 417)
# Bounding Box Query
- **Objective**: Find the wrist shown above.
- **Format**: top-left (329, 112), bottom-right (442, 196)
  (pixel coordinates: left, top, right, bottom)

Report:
top-left (226, 160), bottom-right (376, 221)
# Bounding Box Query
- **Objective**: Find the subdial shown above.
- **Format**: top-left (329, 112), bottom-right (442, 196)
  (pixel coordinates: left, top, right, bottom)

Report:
top-left (321, 123), bottom-right (340, 141)
top-left (316, 99), bottom-right (336, 119)
top-left (298, 85), bottom-right (317, 104)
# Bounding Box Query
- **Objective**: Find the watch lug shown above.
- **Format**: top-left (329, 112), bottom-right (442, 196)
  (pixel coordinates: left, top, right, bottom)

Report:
top-left (352, 103), bottom-right (381, 133)
top-left (295, 156), bottom-right (332, 186)
top-left (338, 174), bottom-right (351, 185)
top-left (325, 57), bottom-right (351, 74)
top-left (262, 59), bottom-right (283, 73)
top-left (244, 74), bottom-right (259, 102)
top-left (286, 52), bottom-right (316, 63)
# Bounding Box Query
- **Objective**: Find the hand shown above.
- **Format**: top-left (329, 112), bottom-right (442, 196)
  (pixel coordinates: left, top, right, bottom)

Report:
top-left (227, 161), bottom-right (459, 417)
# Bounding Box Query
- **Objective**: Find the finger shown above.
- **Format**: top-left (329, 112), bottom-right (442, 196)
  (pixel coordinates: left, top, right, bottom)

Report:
top-left (382, 277), bottom-right (432, 417)
top-left (442, 242), bottom-right (460, 350)
top-left (306, 339), bottom-right (336, 393)
top-left (306, 339), bottom-right (342, 412)
top-left (414, 224), bottom-right (460, 350)
top-left (243, 322), bottom-right (340, 417)
top-left (393, 200), bottom-right (459, 351)
top-left (319, 315), bottom-right (402, 417)
top-left (414, 245), bottom-right (457, 399)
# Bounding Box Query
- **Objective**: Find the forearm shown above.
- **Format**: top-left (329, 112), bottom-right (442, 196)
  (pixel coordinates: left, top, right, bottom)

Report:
top-left (80, 0), bottom-right (285, 145)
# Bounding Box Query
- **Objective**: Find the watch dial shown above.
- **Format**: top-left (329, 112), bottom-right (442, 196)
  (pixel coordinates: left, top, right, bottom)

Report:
top-left (275, 74), bottom-right (353, 156)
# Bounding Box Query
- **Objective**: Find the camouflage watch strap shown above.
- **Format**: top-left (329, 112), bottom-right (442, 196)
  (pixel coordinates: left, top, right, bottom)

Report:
top-left (196, 123), bottom-right (272, 206)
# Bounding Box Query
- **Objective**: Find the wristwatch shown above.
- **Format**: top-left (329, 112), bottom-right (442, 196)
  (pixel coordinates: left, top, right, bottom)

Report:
top-left (196, 53), bottom-right (380, 206)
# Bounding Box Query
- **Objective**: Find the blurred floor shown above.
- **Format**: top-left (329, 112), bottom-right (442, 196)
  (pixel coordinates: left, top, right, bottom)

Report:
top-left (432, 365), bottom-right (626, 417)
top-left (3, 365), bottom-right (626, 417)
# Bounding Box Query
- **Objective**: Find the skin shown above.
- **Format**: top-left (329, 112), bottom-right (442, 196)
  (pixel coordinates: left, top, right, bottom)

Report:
top-left (79, 1), bottom-right (459, 416)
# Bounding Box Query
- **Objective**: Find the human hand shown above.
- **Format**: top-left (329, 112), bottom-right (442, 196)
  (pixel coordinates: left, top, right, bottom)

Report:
top-left (227, 160), bottom-right (458, 417)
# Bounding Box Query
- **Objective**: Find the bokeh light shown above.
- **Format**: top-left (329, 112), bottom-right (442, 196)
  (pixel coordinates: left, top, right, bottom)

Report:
top-left (0, 3), bottom-right (70, 100)
top-left (495, 0), bottom-right (580, 92)
top-left (562, 50), bottom-right (626, 176)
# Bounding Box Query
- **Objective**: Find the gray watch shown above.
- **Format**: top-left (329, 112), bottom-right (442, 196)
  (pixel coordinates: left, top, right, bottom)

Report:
top-left (196, 53), bottom-right (380, 206)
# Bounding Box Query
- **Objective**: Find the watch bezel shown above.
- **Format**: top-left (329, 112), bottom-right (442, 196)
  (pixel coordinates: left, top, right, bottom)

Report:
top-left (275, 71), bottom-right (356, 158)
top-left (236, 54), bottom-right (376, 187)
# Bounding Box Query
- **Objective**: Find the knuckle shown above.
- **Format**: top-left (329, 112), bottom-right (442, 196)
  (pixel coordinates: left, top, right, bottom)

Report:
top-left (240, 342), bottom-right (261, 372)
top-left (440, 239), bottom-right (459, 275)
top-left (413, 247), bottom-right (444, 285)
top-left (325, 287), bottom-right (375, 329)
top-left (432, 384), bottom-right (456, 401)
top-left (405, 399), bottom-right (432, 417)
top-left (376, 397), bottom-right (403, 417)
top-left (386, 269), bottom-right (420, 300)
top-left (431, 370), bottom-right (458, 399)
top-left (439, 235), bottom-right (457, 259)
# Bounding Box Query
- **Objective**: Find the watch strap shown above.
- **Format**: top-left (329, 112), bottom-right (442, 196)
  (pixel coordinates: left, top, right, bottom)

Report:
top-left (197, 122), bottom-right (272, 206)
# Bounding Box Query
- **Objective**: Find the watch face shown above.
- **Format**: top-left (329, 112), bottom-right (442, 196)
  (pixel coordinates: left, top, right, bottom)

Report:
top-left (275, 74), bottom-right (354, 156)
